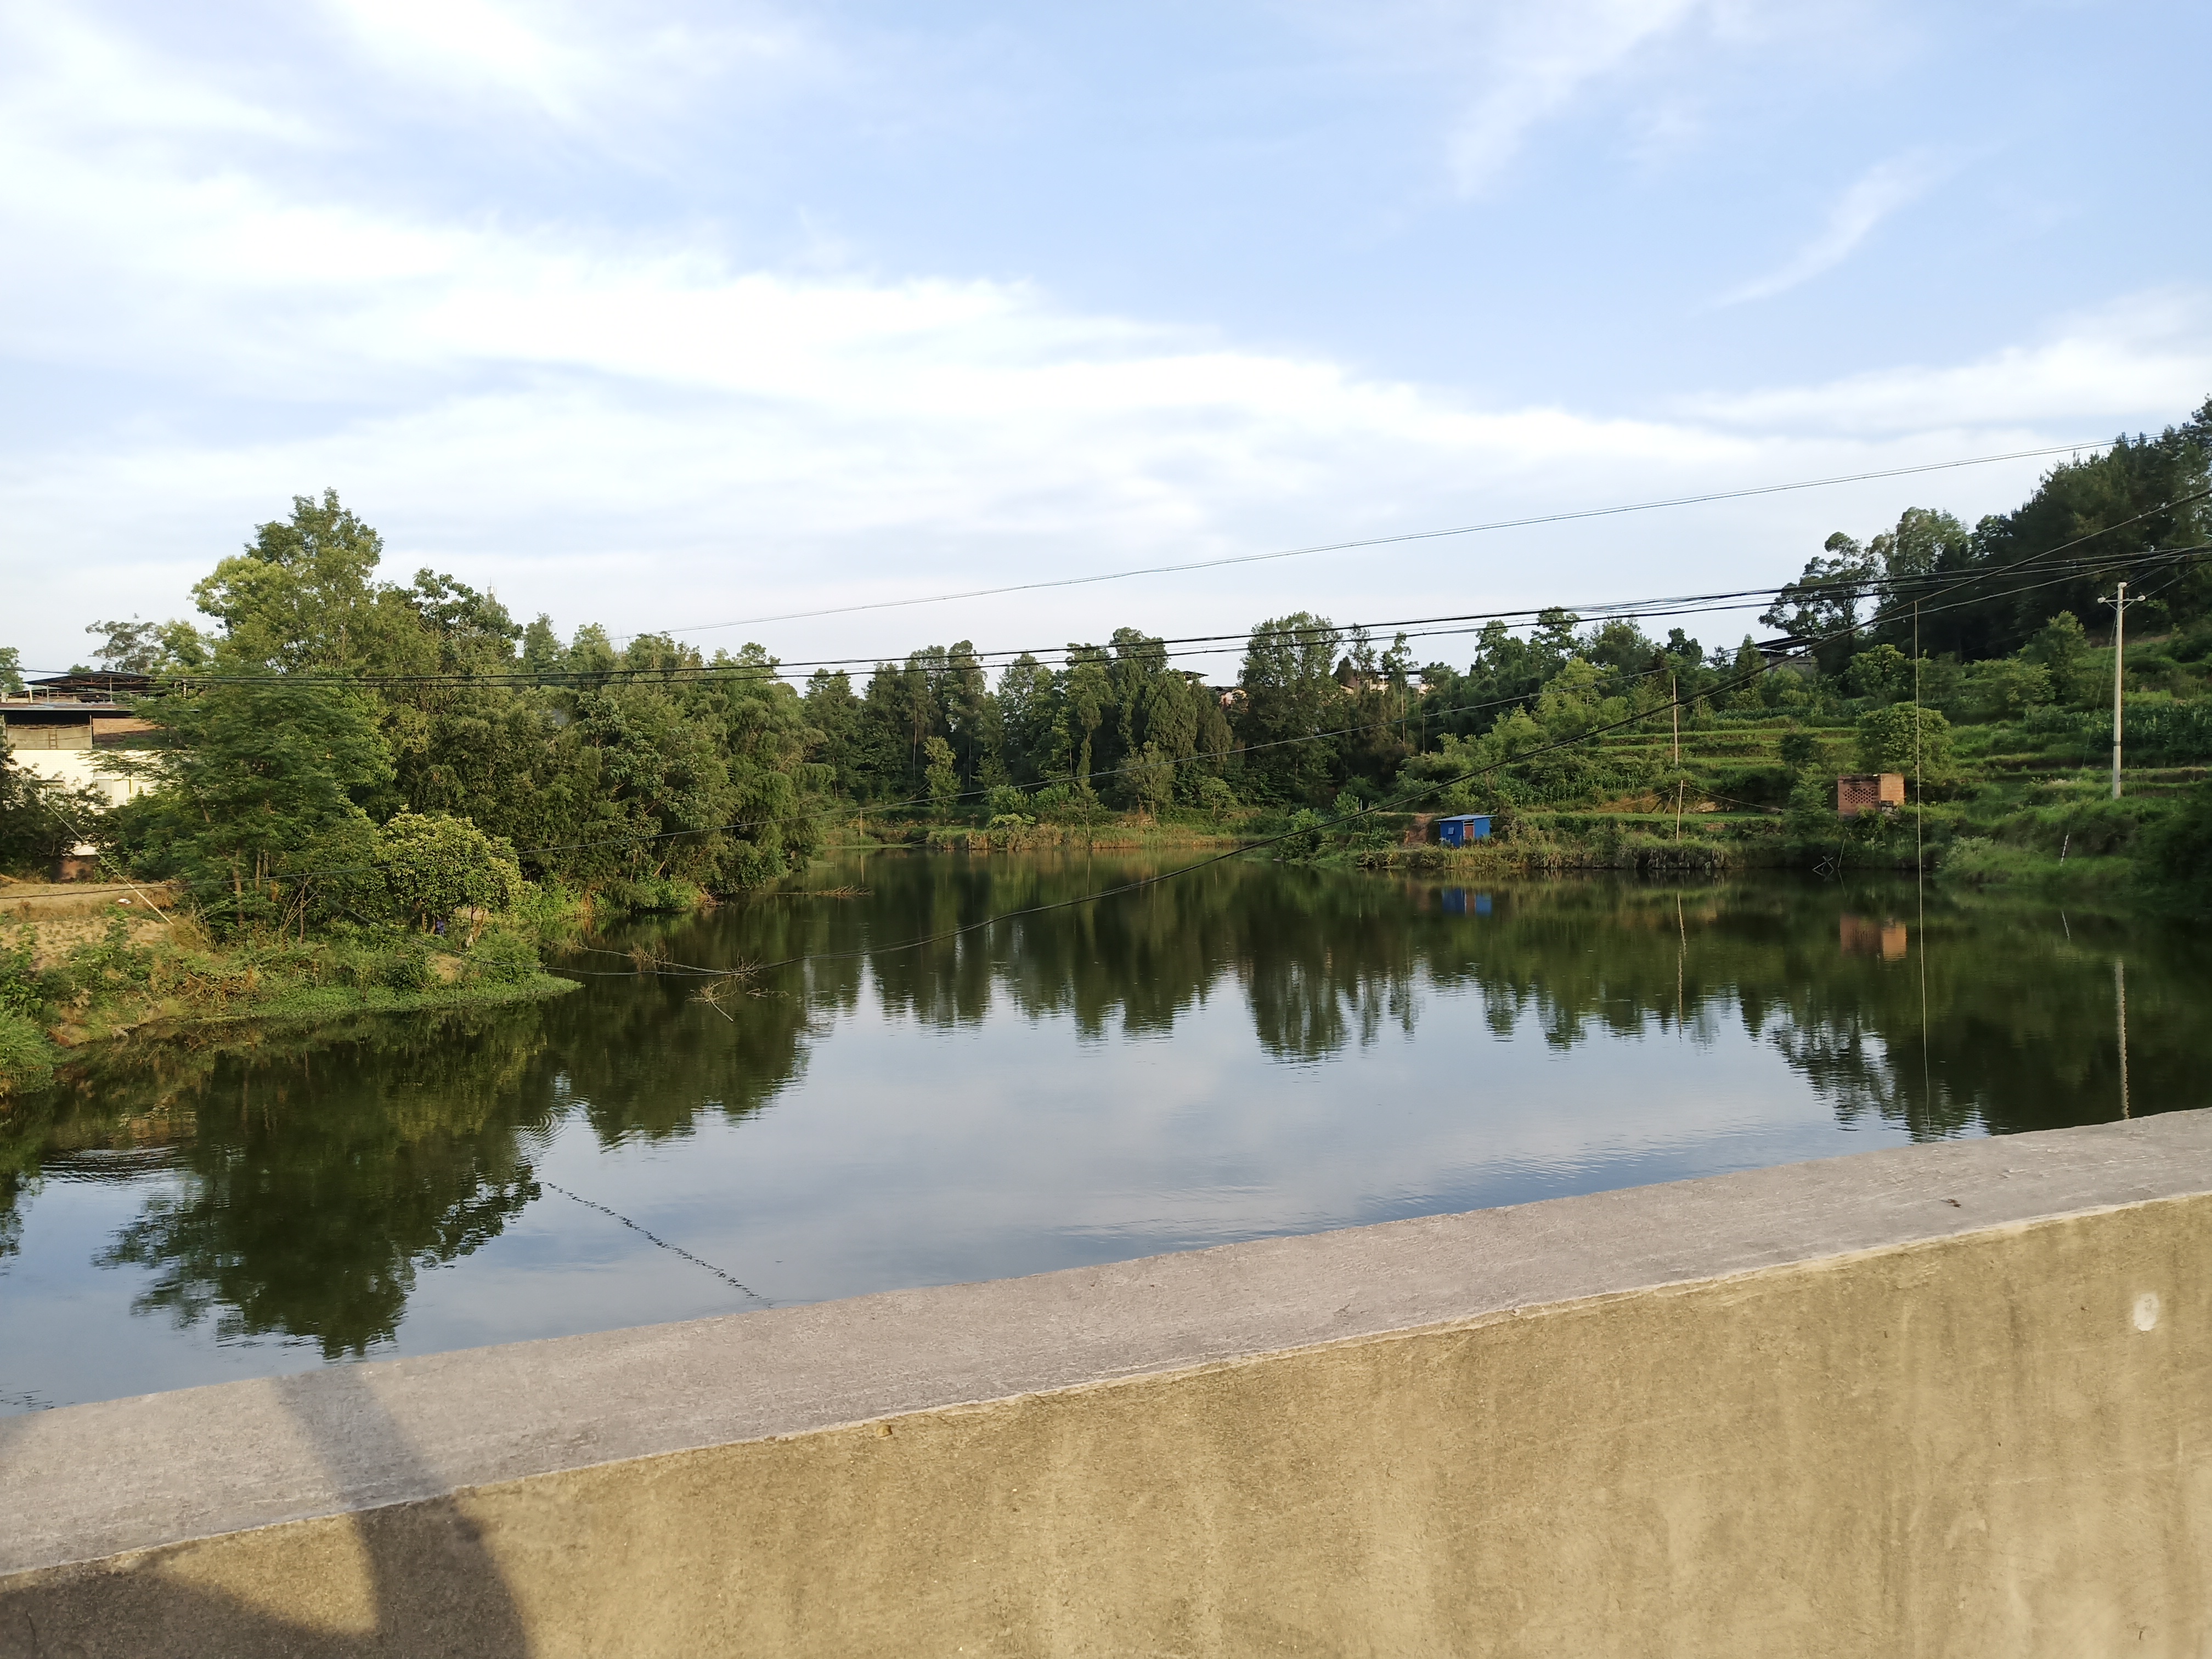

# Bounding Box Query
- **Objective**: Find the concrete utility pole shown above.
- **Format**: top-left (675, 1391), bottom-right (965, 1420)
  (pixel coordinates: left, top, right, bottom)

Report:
top-left (2104, 581), bottom-right (2130, 799)
top-left (1671, 674), bottom-right (1683, 842)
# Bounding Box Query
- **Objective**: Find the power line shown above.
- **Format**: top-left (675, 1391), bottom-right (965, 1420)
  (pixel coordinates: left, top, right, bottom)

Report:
top-left (59, 541), bottom-right (2212, 910)
top-left (53, 504), bottom-right (2208, 907)
top-left (566, 568), bottom-right (2212, 986)
top-left (37, 435), bottom-right (2127, 684)
top-left (553, 493), bottom-right (2212, 983)
top-left (33, 536), bottom-right (2198, 696)
top-left (652, 441), bottom-right (2123, 636)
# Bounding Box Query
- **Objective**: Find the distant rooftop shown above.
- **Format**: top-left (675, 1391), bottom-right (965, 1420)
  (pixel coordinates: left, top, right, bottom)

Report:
top-left (28, 672), bottom-right (155, 696)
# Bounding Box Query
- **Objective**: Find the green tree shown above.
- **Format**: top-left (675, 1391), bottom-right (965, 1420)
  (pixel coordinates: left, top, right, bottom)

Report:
top-left (1236, 612), bottom-right (1344, 802)
top-left (372, 811), bottom-right (526, 930)
top-left (1062, 645), bottom-right (1110, 797)
top-left (1722, 636), bottom-right (1770, 709)
top-left (996, 653), bottom-right (1062, 787)
top-left (2021, 610), bottom-right (2092, 704)
top-left (802, 669), bottom-right (864, 797)
top-left (0, 737), bottom-right (78, 877)
top-left (191, 490), bottom-right (418, 675)
top-left (1959, 658), bottom-right (2051, 721)
top-left (109, 679), bottom-right (394, 934)
top-left (1844, 643), bottom-right (1912, 703)
top-left (1854, 704), bottom-right (1953, 781)
top-left (922, 736), bottom-right (960, 812)
top-left (1762, 534), bottom-right (1880, 676)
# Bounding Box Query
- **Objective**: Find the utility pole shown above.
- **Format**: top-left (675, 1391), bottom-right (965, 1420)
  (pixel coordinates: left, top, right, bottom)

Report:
top-left (1671, 674), bottom-right (1683, 842)
top-left (2115, 957), bottom-right (2130, 1120)
top-left (2103, 581), bottom-right (2130, 799)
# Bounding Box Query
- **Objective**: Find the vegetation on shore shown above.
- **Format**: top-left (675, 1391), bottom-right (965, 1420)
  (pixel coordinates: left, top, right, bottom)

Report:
top-left (0, 905), bottom-right (579, 1098)
top-left (3, 396), bottom-right (2211, 1094)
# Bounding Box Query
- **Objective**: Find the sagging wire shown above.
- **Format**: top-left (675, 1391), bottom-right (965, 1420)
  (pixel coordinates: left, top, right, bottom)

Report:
top-left (593, 505), bottom-right (2212, 994)
top-left (538, 1179), bottom-right (771, 1305)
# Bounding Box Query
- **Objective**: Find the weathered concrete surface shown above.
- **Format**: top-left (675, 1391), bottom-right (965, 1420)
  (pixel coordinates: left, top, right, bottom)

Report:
top-left (3, 1111), bottom-right (2207, 1657)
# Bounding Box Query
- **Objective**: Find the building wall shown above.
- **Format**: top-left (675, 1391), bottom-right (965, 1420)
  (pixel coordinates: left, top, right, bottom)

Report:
top-left (3, 1115), bottom-right (2207, 1659)
top-left (2, 720), bottom-right (92, 752)
top-left (2, 747), bottom-right (154, 809)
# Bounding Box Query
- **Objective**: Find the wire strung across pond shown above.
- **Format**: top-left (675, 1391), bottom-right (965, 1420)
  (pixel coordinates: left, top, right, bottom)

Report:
top-left (539, 1179), bottom-right (771, 1305)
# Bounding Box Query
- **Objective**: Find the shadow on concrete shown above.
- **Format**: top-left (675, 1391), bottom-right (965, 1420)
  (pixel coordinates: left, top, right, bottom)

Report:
top-left (0, 1367), bottom-right (530, 1658)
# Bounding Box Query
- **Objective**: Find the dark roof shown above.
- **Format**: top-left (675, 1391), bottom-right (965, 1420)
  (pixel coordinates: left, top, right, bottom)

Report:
top-left (29, 672), bottom-right (154, 695)
top-left (2, 701), bottom-right (134, 719)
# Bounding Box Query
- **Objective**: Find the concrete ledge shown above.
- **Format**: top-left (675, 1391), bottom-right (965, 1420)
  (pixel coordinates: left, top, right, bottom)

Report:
top-left (4, 1111), bottom-right (2208, 1656)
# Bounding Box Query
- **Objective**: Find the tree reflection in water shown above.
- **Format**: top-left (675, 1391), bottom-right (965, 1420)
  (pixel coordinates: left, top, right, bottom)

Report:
top-left (6, 854), bottom-right (2205, 1359)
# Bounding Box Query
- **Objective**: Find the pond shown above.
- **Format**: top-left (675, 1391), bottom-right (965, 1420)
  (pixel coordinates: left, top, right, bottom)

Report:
top-left (2, 853), bottom-right (2204, 1413)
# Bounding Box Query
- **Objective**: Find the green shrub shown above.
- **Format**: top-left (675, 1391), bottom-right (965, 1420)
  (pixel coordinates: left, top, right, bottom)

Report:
top-left (1855, 704), bottom-right (1954, 779)
top-left (2142, 782), bottom-right (2212, 912)
top-left (1956, 658), bottom-right (2051, 721)
top-left (377, 939), bottom-right (437, 990)
top-left (371, 811), bottom-right (526, 930)
top-left (462, 928), bottom-right (541, 986)
top-left (0, 928), bottom-right (50, 1021)
top-left (0, 1008), bottom-right (56, 1094)
top-left (59, 919), bottom-right (156, 1000)
top-left (1278, 808), bottom-right (1325, 861)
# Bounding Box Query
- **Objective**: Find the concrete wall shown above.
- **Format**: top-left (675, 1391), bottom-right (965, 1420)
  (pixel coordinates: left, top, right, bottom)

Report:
top-left (4, 1113), bottom-right (2207, 1658)
top-left (2, 748), bottom-right (153, 809)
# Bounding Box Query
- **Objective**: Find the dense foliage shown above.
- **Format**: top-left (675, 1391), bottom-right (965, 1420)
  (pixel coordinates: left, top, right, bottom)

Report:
top-left (5, 396), bottom-right (2209, 918)
top-left (70, 492), bottom-right (832, 929)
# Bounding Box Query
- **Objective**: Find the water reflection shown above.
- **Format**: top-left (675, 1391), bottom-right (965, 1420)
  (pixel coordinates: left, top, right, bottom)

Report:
top-left (3, 856), bottom-right (2206, 1394)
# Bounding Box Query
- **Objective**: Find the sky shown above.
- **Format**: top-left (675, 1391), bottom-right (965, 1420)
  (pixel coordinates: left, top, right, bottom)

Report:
top-left (2, 0), bottom-right (2208, 682)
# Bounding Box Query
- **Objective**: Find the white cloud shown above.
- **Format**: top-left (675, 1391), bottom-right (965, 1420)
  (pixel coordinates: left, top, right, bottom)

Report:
top-left (1446, 0), bottom-right (1709, 191)
top-left (318, 0), bottom-right (819, 128)
top-left (1688, 290), bottom-right (2212, 433)
top-left (1718, 151), bottom-right (1951, 304)
top-left (2, 4), bottom-right (2200, 673)
top-left (0, 5), bottom-right (317, 149)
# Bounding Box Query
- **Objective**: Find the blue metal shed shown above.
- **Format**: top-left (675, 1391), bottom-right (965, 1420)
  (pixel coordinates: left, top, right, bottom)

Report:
top-left (1437, 814), bottom-right (1492, 848)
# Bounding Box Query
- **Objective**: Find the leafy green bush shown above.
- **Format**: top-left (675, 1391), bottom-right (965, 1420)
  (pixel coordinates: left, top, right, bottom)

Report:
top-left (1957, 658), bottom-right (2051, 721)
top-left (2141, 782), bottom-right (2212, 912)
top-left (0, 928), bottom-right (50, 1021)
top-left (371, 811), bottom-right (526, 930)
top-left (1855, 704), bottom-right (1954, 778)
top-left (462, 928), bottom-right (541, 986)
top-left (58, 919), bottom-right (156, 1002)
top-left (1993, 797), bottom-right (2157, 859)
top-left (1278, 808), bottom-right (1325, 860)
top-left (377, 939), bottom-right (438, 990)
top-left (0, 1008), bottom-right (56, 1094)
top-left (1843, 644), bottom-right (1911, 703)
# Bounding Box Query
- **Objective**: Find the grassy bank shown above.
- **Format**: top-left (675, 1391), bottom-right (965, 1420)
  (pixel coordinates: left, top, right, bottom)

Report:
top-left (0, 913), bottom-right (578, 1101)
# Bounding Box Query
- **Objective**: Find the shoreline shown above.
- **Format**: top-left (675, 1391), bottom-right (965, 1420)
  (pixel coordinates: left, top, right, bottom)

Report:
top-left (1, 948), bottom-right (580, 1103)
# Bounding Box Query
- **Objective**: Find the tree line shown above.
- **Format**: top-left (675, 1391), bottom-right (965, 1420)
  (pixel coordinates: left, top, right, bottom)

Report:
top-left (5, 395), bottom-right (2207, 918)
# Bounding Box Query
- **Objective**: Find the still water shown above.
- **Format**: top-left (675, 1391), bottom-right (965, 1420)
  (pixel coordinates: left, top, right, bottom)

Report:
top-left (2, 854), bottom-right (2203, 1413)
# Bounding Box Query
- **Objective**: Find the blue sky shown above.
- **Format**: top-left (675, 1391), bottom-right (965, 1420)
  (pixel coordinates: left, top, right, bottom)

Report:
top-left (3, 0), bottom-right (2207, 678)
